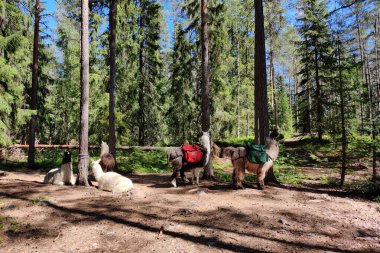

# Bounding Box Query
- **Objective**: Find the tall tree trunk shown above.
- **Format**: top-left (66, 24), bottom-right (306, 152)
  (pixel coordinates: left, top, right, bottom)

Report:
top-left (236, 39), bottom-right (241, 138)
top-left (254, 0), bottom-right (269, 145)
top-left (375, 14), bottom-right (380, 99)
top-left (27, 0), bottom-right (40, 168)
top-left (364, 52), bottom-right (377, 180)
top-left (254, 0), bottom-right (277, 184)
top-left (294, 72), bottom-right (299, 132)
top-left (269, 38), bottom-right (278, 129)
top-left (201, 0), bottom-right (213, 178)
top-left (138, 8), bottom-right (145, 146)
top-left (108, 0), bottom-right (117, 158)
top-left (307, 72), bottom-right (312, 134)
top-left (337, 38), bottom-right (347, 186)
top-left (77, 0), bottom-right (90, 186)
top-left (314, 49), bottom-right (322, 141)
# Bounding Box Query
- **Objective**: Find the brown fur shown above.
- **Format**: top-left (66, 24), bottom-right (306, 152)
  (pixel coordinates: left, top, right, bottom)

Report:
top-left (222, 130), bottom-right (281, 190)
top-left (99, 153), bottom-right (116, 172)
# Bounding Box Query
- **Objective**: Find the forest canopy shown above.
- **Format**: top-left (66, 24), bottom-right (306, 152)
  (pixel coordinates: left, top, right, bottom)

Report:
top-left (0, 0), bottom-right (379, 148)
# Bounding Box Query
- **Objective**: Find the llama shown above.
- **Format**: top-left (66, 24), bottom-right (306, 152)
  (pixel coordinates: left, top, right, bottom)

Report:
top-left (44, 151), bottom-right (75, 185)
top-left (221, 129), bottom-right (282, 190)
top-left (168, 132), bottom-right (211, 187)
top-left (91, 159), bottom-right (133, 194)
top-left (91, 142), bottom-right (133, 194)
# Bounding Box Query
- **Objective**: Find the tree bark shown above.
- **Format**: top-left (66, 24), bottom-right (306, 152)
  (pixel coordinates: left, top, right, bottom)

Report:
top-left (254, 0), bottom-right (277, 184)
top-left (337, 38), bottom-right (347, 186)
top-left (314, 48), bottom-right (322, 141)
top-left (77, 0), bottom-right (90, 186)
top-left (269, 34), bottom-right (278, 129)
top-left (236, 39), bottom-right (241, 138)
top-left (201, 0), bottom-right (213, 178)
top-left (108, 0), bottom-right (117, 158)
top-left (254, 0), bottom-right (269, 145)
top-left (375, 15), bottom-right (380, 99)
top-left (27, 0), bottom-right (40, 168)
top-left (138, 4), bottom-right (145, 146)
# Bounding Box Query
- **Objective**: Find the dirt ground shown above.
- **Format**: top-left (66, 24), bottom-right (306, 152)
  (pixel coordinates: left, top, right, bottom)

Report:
top-left (1, 164), bottom-right (380, 253)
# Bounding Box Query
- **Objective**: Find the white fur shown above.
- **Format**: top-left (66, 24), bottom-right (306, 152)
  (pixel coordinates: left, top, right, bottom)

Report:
top-left (44, 162), bottom-right (75, 185)
top-left (101, 141), bottom-right (109, 156)
top-left (172, 132), bottom-right (211, 187)
top-left (91, 159), bottom-right (133, 194)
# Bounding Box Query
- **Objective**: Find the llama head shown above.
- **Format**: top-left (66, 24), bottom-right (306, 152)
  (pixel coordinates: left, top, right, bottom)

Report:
top-left (62, 151), bottom-right (72, 164)
top-left (269, 129), bottom-right (284, 141)
top-left (100, 153), bottom-right (116, 172)
top-left (200, 132), bottom-right (210, 148)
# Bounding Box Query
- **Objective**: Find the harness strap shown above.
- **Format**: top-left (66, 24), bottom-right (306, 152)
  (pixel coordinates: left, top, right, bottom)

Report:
top-left (78, 154), bottom-right (89, 159)
top-left (231, 148), bottom-right (246, 162)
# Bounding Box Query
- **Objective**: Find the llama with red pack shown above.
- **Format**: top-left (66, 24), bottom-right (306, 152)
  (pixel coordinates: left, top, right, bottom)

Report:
top-left (168, 132), bottom-right (211, 187)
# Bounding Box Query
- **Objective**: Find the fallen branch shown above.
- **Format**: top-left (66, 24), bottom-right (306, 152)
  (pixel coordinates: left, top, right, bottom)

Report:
top-left (5, 144), bottom-right (175, 151)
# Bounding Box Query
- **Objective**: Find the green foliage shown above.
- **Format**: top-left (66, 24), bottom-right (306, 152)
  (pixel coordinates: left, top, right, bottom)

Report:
top-left (0, 1), bottom-right (32, 146)
top-left (8, 220), bottom-right (18, 233)
top-left (347, 180), bottom-right (380, 197)
top-left (117, 149), bottom-right (169, 173)
top-left (31, 196), bottom-right (50, 206)
top-left (217, 135), bottom-right (255, 146)
top-left (167, 24), bottom-right (199, 145)
top-left (319, 176), bottom-right (339, 186)
top-left (277, 77), bottom-right (294, 134)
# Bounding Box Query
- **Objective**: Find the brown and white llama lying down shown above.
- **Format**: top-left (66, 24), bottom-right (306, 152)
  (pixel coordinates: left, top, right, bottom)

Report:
top-left (91, 144), bottom-right (133, 193)
top-left (44, 151), bottom-right (75, 185)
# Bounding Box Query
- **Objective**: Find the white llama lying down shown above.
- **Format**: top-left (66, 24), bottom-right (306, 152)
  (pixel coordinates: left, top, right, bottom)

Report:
top-left (44, 151), bottom-right (75, 185)
top-left (91, 159), bottom-right (133, 194)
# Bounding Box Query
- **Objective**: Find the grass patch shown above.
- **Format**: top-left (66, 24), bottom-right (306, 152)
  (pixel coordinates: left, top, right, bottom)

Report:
top-left (215, 170), bottom-right (232, 183)
top-left (0, 216), bottom-right (5, 229)
top-left (31, 196), bottom-right (50, 206)
top-left (275, 166), bottom-right (306, 186)
top-left (8, 220), bottom-right (18, 232)
top-left (347, 180), bottom-right (380, 196)
top-left (216, 135), bottom-right (255, 146)
top-left (320, 176), bottom-right (340, 186)
top-left (117, 148), bottom-right (169, 174)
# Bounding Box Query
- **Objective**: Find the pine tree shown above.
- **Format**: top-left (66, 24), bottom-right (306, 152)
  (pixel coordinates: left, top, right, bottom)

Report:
top-left (167, 24), bottom-right (198, 145)
top-left (27, 0), bottom-right (40, 168)
top-left (277, 76), bottom-right (294, 133)
top-left (296, 0), bottom-right (333, 140)
top-left (136, 0), bottom-right (164, 146)
top-left (77, 0), bottom-right (90, 186)
top-left (108, 0), bottom-right (117, 157)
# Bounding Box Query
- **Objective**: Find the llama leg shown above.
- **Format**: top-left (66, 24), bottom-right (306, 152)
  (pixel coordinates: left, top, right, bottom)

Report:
top-left (180, 166), bottom-right (189, 183)
top-left (257, 161), bottom-right (273, 190)
top-left (233, 159), bottom-right (245, 189)
top-left (170, 157), bottom-right (182, 187)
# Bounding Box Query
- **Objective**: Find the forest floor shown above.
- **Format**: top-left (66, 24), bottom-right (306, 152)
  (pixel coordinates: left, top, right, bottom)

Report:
top-left (1, 137), bottom-right (380, 253)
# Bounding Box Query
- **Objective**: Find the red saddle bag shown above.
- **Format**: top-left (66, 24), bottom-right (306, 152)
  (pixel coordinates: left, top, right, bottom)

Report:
top-left (182, 144), bottom-right (203, 163)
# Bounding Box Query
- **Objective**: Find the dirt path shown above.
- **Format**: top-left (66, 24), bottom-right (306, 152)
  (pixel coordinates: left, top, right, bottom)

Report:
top-left (0, 169), bottom-right (379, 253)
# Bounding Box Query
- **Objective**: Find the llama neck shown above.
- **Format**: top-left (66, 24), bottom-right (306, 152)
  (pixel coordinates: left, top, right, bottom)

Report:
top-left (92, 160), bottom-right (105, 181)
top-left (61, 162), bottom-right (72, 172)
top-left (265, 138), bottom-right (279, 161)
